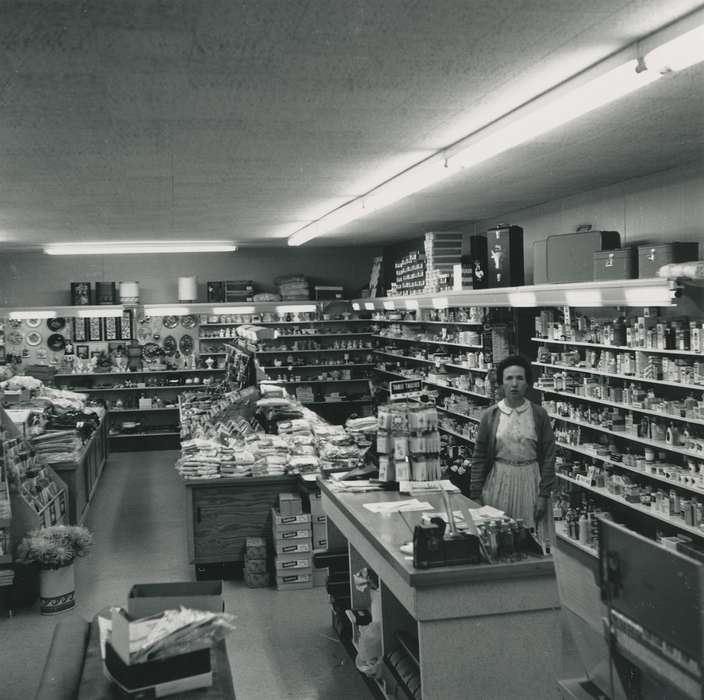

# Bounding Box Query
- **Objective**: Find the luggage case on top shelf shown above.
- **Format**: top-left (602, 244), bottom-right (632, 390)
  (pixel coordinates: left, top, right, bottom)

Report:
top-left (593, 247), bottom-right (637, 281)
top-left (487, 224), bottom-right (524, 288)
top-left (637, 242), bottom-right (700, 278)
top-left (534, 229), bottom-right (621, 284)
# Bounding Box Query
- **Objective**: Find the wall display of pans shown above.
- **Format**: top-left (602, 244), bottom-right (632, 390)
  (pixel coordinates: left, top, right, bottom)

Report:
top-left (25, 318), bottom-right (42, 328)
top-left (48, 333), bottom-right (66, 352)
top-left (162, 335), bottom-right (177, 355)
top-left (25, 331), bottom-right (42, 346)
top-left (179, 334), bottom-right (194, 355)
top-left (180, 315), bottom-right (197, 329)
top-left (162, 316), bottom-right (178, 329)
top-left (142, 342), bottom-right (163, 361)
top-left (47, 317), bottom-right (66, 332)
top-left (7, 331), bottom-right (23, 345)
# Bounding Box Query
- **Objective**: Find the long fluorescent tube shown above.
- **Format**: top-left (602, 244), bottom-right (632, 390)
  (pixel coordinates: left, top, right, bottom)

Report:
top-left (287, 14), bottom-right (704, 247)
top-left (143, 306), bottom-right (191, 316)
top-left (211, 306), bottom-right (255, 315)
top-left (44, 241), bottom-right (237, 255)
top-left (275, 304), bottom-right (317, 314)
top-left (9, 310), bottom-right (57, 320)
top-left (76, 308), bottom-right (125, 318)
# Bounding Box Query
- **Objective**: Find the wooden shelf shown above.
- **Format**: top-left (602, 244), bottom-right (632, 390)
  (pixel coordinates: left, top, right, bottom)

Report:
top-left (436, 405), bottom-right (482, 423)
top-left (557, 473), bottom-right (704, 539)
top-left (549, 412), bottom-right (702, 460)
top-left (532, 361), bottom-right (703, 390)
top-left (423, 379), bottom-right (491, 400)
top-left (264, 332), bottom-right (373, 340)
top-left (532, 337), bottom-right (704, 358)
top-left (264, 378), bottom-right (370, 385)
top-left (556, 441), bottom-right (704, 497)
top-left (438, 425), bottom-right (475, 443)
top-left (538, 387), bottom-right (704, 428)
top-left (372, 334), bottom-right (482, 350)
top-left (55, 368), bottom-right (224, 378)
top-left (256, 348), bottom-right (371, 355)
top-left (260, 363), bottom-right (374, 370)
top-left (373, 318), bottom-right (481, 327)
top-left (109, 407), bottom-right (179, 413)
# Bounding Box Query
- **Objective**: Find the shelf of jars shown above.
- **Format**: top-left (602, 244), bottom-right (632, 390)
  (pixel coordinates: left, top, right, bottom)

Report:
top-left (532, 338), bottom-right (704, 358)
top-left (371, 334), bottom-right (483, 350)
top-left (259, 363), bottom-right (374, 371)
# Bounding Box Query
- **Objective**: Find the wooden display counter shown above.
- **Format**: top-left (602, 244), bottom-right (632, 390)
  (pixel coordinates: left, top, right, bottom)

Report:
top-left (50, 415), bottom-right (109, 525)
top-left (320, 480), bottom-right (564, 700)
top-left (184, 475), bottom-right (300, 575)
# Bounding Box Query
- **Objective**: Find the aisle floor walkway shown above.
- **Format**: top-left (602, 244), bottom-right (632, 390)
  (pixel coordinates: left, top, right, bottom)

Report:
top-left (0, 450), bottom-right (372, 700)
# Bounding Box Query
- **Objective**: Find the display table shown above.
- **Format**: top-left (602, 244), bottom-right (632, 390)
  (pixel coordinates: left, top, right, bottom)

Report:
top-left (50, 415), bottom-right (109, 524)
top-left (320, 480), bottom-right (563, 700)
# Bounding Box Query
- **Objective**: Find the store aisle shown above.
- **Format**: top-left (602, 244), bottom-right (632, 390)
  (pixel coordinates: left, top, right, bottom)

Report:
top-left (0, 450), bottom-right (372, 700)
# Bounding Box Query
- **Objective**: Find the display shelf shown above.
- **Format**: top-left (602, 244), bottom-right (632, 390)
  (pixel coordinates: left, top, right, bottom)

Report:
top-left (202, 319), bottom-right (370, 327)
top-left (548, 412), bottom-right (702, 460)
top-left (110, 406), bottom-right (179, 413)
top-left (372, 334), bottom-right (482, 350)
top-left (533, 361), bottom-right (703, 390)
top-left (554, 530), bottom-right (598, 559)
top-left (373, 367), bottom-right (420, 380)
top-left (303, 399), bottom-right (371, 406)
top-left (539, 388), bottom-right (704, 428)
top-left (435, 406), bottom-right (482, 423)
top-left (374, 349), bottom-right (435, 365)
top-left (255, 348), bottom-right (371, 355)
top-left (556, 440), bottom-right (704, 497)
top-left (532, 337), bottom-right (704, 357)
top-left (263, 378), bottom-right (370, 385)
top-left (260, 363), bottom-right (374, 370)
top-left (262, 333), bottom-right (373, 340)
top-left (438, 425), bottom-right (475, 444)
top-left (373, 318), bottom-right (482, 327)
top-left (352, 277), bottom-right (678, 309)
top-left (109, 431), bottom-right (180, 439)
top-left (557, 473), bottom-right (704, 539)
top-left (423, 379), bottom-right (491, 400)
top-left (77, 385), bottom-right (205, 393)
top-left (444, 363), bottom-right (489, 373)
top-left (54, 368), bottom-right (225, 378)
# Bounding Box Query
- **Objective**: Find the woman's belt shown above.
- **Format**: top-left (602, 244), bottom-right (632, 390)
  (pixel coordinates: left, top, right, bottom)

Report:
top-left (494, 458), bottom-right (538, 466)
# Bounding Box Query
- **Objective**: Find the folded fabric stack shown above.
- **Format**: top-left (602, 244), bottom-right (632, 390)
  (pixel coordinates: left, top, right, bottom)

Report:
top-left (29, 430), bottom-right (83, 465)
top-left (252, 292), bottom-right (281, 302)
top-left (275, 274), bottom-right (310, 300)
top-left (237, 324), bottom-right (275, 342)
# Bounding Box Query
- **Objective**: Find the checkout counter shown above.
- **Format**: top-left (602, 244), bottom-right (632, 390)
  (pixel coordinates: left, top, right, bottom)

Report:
top-left (320, 480), bottom-right (565, 700)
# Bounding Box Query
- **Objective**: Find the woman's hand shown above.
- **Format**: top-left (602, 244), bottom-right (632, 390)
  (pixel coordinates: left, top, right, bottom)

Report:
top-left (533, 496), bottom-right (548, 523)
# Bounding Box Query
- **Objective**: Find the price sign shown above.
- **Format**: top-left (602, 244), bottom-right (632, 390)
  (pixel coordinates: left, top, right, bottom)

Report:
top-left (389, 378), bottom-right (423, 400)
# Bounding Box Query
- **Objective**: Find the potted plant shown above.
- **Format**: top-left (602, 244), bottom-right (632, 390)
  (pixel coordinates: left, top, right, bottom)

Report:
top-left (15, 525), bottom-right (93, 615)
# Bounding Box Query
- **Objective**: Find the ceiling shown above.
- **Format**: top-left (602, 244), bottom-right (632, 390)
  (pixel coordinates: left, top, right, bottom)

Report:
top-left (0, 0), bottom-right (702, 251)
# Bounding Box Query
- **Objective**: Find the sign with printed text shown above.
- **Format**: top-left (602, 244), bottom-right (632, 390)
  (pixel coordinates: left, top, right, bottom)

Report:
top-left (389, 378), bottom-right (424, 400)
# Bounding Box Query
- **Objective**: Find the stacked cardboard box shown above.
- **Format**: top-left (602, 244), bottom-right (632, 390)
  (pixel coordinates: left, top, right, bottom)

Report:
top-left (309, 490), bottom-right (329, 587)
top-left (424, 231), bottom-right (464, 292)
top-left (244, 537), bottom-right (270, 588)
top-left (273, 493), bottom-right (313, 590)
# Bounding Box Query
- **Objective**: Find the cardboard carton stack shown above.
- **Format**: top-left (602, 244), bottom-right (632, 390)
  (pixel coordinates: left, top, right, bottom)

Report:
top-left (244, 537), bottom-right (270, 588)
top-left (273, 493), bottom-right (313, 590)
top-left (424, 231), bottom-right (464, 292)
top-left (309, 490), bottom-right (329, 587)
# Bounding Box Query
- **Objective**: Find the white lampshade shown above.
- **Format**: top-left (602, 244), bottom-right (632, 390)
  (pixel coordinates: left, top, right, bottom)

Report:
top-left (119, 281), bottom-right (139, 304)
top-left (178, 276), bottom-right (198, 302)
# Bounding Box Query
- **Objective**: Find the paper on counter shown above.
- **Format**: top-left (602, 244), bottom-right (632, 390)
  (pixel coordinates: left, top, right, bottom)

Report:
top-left (363, 499), bottom-right (433, 513)
top-left (398, 479), bottom-right (460, 494)
top-left (469, 505), bottom-right (506, 522)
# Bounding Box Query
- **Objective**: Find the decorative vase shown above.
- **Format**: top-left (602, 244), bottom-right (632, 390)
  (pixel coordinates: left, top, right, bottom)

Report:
top-left (39, 563), bottom-right (76, 615)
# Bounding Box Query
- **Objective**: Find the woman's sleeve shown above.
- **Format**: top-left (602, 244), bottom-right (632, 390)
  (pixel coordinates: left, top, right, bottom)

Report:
top-left (538, 409), bottom-right (556, 498)
top-left (470, 410), bottom-right (491, 499)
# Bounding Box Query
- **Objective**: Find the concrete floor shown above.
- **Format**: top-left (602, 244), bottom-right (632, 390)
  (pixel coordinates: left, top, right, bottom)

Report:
top-left (0, 450), bottom-right (372, 700)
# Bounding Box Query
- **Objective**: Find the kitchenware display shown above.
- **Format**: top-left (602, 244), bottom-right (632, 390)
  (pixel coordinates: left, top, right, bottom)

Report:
top-left (163, 335), bottom-right (177, 355)
top-left (26, 331), bottom-right (42, 346)
top-left (47, 317), bottom-right (66, 332)
top-left (25, 318), bottom-right (42, 328)
top-left (8, 319), bottom-right (22, 328)
top-left (8, 331), bottom-right (23, 345)
top-left (180, 314), bottom-right (197, 329)
top-left (70, 282), bottom-right (93, 305)
top-left (179, 334), bottom-right (194, 355)
top-left (137, 326), bottom-right (152, 342)
top-left (47, 334), bottom-right (66, 351)
top-left (36, 349), bottom-right (48, 360)
top-left (142, 342), bottom-right (163, 361)
top-left (162, 315), bottom-right (178, 329)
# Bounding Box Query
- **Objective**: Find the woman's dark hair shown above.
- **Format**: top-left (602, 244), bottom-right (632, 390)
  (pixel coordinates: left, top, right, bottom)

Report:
top-left (496, 354), bottom-right (533, 384)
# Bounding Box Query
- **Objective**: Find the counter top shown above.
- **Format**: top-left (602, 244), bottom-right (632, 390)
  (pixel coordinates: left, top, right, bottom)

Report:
top-left (319, 479), bottom-right (554, 588)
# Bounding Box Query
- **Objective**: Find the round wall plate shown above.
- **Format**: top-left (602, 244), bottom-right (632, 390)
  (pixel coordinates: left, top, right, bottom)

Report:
top-left (8, 319), bottom-right (22, 328)
top-left (8, 331), bottom-right (23, 345)
top-left (163, 335), bottom-right (177, 355)
top-left (180, 315), bottom-right (197, 329)
top-left (142, 342), bottom-right (163, 361)
top-left (25, 318), bottom-right (42, 328)
top-left (48, 333), bottom-right (66, 351)
top-left (179, 334), bottom-right (194, 355)
top-left (162, 316), bottom-right (178, 329)
top-left (47, 317), bottom-right (66, 332)
top-left (26, 331), bottom-right (42, 346)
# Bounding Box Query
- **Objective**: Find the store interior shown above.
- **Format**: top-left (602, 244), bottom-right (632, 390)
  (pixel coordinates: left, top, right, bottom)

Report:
top-left (0, 2), bottom-right (703, 700)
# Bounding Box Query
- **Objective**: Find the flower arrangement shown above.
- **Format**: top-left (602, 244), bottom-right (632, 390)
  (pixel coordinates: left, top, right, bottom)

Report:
top-left (15, 525), bottom-right (93, 570)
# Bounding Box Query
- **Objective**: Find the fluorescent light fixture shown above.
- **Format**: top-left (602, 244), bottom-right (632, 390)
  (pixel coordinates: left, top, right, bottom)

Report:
top-left (565, 290), bottom-right (604, 307)
top-left (623, 285), bottom-right (676, 307)
top-left (285, 14), bottom-right (703, 247)
top-left (404, 300), bottom-right (420, 311)
top-left (76, 307), bottom-right (124, 318)
top-left (9, 310), bottom-right (57, 320)
top-left (383, 301), bottom-right (396, 310)
top-left (432, 297), bottom-right (449, 310)
top-left (211, 306), bottom-right (255, 315)
top-left (363, 302), bottom-right (376, 311)
top-left (275, 304), bottom-right (317, 314)
top-left (44, 241), bottom-right (237, 255)
top-left (645, 21), bottom-right (704, 73)
top-left (143, 306), bottom-right (191, 316)
top-left (508, 291), bottom-right (538, 307)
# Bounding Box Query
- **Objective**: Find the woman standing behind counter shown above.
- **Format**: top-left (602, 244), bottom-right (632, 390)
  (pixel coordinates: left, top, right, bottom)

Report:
top-left (470, 355), bottom-right (555, 546)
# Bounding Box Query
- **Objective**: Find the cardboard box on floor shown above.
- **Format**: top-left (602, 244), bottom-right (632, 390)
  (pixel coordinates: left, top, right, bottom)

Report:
top-left (128, 581), bottom-right (223, 619)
